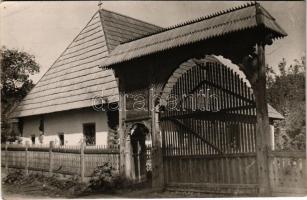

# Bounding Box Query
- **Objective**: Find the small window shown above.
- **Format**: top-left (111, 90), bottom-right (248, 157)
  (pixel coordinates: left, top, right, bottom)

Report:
top-left (83, 123), bottom-right (96, 145)
top-left (58, 133), bottom-right (64, 146)
top-left (31, 135), bottom-right (35, 144)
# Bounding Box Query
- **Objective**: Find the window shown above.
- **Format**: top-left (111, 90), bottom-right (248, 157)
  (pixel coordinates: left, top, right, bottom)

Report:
top-left (58, 133), bottom-right (64, 146)
top-left (31, 135), bottom-right (35, 144)
top-left (83, 123), bottom-right (96, 145)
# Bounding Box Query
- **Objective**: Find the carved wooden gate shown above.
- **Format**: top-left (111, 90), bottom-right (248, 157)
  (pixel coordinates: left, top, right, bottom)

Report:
top-left (160, 58), bottom-right (259, 194)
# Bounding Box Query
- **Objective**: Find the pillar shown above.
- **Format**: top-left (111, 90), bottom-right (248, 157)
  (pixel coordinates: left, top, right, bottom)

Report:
top-left (150, 87), bottom-right (164, 189)
top-left (49, 141), bottom-right (54, 177)
top-left (253, 43), bottom-right (271, 196)
top-left (117, 76), bottom-right (126, 178)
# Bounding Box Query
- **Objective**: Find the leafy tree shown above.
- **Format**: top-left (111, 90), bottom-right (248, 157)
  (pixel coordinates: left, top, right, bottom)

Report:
top-left (266, 64), bottom-right (276, 89)
top-left (267, 56), bottom-right (305, 150)
top-left (1, 46), bottom-right (40, 142)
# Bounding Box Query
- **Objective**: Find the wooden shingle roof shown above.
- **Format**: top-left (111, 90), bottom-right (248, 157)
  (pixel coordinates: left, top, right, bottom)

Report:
top-left (100, 2), bottom-right (287, 68)
top-left (99, 9), bottom-right (163, 51)
top-left (12, 9), bottom-right (162, 118)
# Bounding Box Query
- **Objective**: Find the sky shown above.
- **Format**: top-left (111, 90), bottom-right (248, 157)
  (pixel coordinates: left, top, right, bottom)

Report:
top-left (0, 1), bottom-right (305, 83)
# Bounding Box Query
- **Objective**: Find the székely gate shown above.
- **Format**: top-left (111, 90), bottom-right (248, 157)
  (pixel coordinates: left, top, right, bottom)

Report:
top-left (100, 2), bottom-right (287, 196)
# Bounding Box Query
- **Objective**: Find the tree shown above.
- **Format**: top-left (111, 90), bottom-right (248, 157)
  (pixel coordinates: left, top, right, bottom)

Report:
top-left (1, 46), bottom-right (40, 142)
top-left (267, 56), bottom-right (305, 150)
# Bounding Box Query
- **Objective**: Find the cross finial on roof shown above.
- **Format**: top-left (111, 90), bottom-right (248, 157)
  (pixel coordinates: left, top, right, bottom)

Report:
top-left (98, 0), bottom-right (103, 10)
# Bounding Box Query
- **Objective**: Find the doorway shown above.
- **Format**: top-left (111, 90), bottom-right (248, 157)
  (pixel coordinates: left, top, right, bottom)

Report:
top-left (129, 123), bottom-right (149, 183)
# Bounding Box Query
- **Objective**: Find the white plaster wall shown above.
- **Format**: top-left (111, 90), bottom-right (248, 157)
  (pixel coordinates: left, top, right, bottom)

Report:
top-left (22, 116), bottom-right (40, 137)
top-left (21, 108), bottom-right (109, 146)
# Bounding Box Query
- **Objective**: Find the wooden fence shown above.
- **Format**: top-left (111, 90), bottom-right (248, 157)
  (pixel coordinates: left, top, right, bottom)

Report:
top-left (269, 151), bottom-right (307, 196)
top-left (1, 142), bottom-right (119, 181)
top-left (163, 151), bottom-right (258, 195)
top-left (2, 141), bottom-right (306, 195)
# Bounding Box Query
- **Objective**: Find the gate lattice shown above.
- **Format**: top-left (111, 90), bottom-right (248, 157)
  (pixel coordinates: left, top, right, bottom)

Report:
top-left (160, 59), bottom-right (259, 193)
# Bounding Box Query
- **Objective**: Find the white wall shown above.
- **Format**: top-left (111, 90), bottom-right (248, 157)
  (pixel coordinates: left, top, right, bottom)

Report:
top-left (270, 124), bottom-right (275, 150)
top-left (21, 108), bottom-right (109, 146)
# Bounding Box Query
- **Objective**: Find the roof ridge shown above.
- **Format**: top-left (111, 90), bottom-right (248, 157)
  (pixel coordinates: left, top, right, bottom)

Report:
top-left (119, 1), bottom-right (256, 44)
top-left (99, 8), bottom-right (163, 29)
top-left (165, 1), bottom-right (256, 30)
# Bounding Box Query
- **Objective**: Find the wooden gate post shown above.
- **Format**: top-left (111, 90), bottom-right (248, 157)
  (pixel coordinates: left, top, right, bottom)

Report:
top-left (119, 92), bottom-right (126, 177)
top-left (49, 141), bottom-right (54, 176)
top-left (80, 141), bottom-right (85, 182)
top-left (150, 86), bottom-right (164, 189)
top-left (124, 136), bottom-right (134, 180)
top-left (116, 77), bottom-right (127, 178)
top-left (253, 42), bottom-right (271, 196)
top-left (25, 141), bottom-right (30, 175)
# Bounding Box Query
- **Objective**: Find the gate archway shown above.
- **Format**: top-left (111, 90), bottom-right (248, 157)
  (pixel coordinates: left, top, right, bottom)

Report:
top-left (159, 56), bottom-right (258, 194)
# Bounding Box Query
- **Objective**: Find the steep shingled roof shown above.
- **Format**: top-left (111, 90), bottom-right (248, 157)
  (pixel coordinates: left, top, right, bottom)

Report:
top-left (100, 2), bottom-right (287, 68)
top-left (99, 9), bottom-right (163, 51)
top-left (11, 9), bottom-right (162, 118)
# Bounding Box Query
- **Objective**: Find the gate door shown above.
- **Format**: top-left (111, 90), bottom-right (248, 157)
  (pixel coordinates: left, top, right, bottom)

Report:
top-left (160, 58), bottom-right (258, 193)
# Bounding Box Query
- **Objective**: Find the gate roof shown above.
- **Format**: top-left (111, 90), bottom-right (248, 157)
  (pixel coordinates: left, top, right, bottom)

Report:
top-left (100, 2), bottom-right (286, 68)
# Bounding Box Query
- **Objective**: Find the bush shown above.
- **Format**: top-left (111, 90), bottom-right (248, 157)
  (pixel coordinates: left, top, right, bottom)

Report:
top-left (88, 162), bottom-right (119, 192)
top-left (87, 162), bottom-right (143, 193)
top-left (2, 169), bottom-right (25, 184)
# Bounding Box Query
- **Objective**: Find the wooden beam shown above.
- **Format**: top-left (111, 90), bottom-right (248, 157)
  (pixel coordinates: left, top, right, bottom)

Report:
top-left (161, 110), bottom-right (256, 123)
top-left (219, 104), bottom-right (256, 112)
top-left (150, 68), bottom-right (165, 189)
top-left (252, 43), bottom-right (271, 196)
top-left (169, 118), bottom-right (223, 154)
top-left (117, 77), bottom-right (126, 177)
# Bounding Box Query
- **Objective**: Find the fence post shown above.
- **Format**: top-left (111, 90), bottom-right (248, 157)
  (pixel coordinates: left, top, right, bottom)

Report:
top-left (25, 141), bottom-right (30, 175)
top-left (303, 154), bottom-right (307, 189)
top-left (80, 141), bottom-right (85, 182)
top-left (49, 141), bottom-right (54, 176)
top-left (267, 150), bottom-right (274, 192)
top-left (5, 143), bottom-right (8, 173)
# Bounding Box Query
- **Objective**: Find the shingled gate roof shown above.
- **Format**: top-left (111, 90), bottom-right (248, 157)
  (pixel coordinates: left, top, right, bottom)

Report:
top-left (11, 9), bottom-right (162, 118)
top-left (100, 2), bottom-right (287, 68)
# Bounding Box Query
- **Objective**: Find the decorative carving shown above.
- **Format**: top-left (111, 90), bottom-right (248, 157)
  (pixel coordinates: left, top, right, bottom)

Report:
top-left (238, 34), bottom-right (272, 87)
top-left (124, 121), bottom-right (151, 139)
top-left (239, 46), bottom-right (259, 86)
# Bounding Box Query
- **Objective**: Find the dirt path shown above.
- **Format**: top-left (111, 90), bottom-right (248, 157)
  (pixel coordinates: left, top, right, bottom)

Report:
top-left (2, 182), bottom-right (222, 199)
top-left (2, 184), bottom-right (200, 199)
top-left (2, 184), bottom-right (70, 199)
